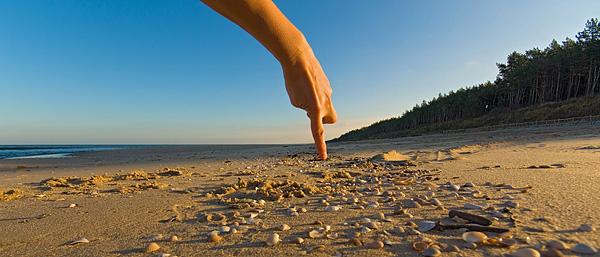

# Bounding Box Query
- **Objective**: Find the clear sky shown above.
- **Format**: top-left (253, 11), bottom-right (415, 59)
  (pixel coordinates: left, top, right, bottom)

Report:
top-left (1, 1), bottom-right (599, 144)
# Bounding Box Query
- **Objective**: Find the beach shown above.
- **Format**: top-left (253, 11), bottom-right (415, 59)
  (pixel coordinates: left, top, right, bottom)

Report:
top-left (1, 124), bottom-right (599, 257)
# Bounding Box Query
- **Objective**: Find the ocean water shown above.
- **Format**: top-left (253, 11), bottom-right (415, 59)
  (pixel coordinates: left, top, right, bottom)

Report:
top-left (0, 145), bottom-right (167, 159)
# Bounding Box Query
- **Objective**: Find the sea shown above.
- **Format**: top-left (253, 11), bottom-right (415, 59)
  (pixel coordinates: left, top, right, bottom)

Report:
top-left (0, 145), bottom-right (170, 159)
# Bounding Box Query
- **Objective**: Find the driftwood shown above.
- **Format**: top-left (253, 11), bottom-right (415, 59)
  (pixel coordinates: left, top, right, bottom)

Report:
top-left (448, 210), bottom-right (493, 226)
top-left (433, 221), bottom-right (509, 233)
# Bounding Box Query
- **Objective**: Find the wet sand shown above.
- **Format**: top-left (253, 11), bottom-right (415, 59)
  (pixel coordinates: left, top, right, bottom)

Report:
top-left (1, 124), bottom-right (599, 256)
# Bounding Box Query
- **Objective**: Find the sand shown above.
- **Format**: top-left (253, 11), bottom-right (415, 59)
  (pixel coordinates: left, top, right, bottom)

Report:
top-left (0, 124), bottom-right (599, 257)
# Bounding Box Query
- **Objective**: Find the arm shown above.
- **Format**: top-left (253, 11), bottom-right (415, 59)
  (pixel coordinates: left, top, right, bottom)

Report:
top-left (200, 0), bottom-right (337, 160)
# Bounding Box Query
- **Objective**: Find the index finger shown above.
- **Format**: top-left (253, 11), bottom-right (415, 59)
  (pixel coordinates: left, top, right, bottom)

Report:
top-left (310, 114), bottom-right (327, 160)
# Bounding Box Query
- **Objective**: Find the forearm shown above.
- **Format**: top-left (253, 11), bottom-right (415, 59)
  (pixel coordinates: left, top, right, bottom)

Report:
top-left (200, 0), bottom-right (309, 65)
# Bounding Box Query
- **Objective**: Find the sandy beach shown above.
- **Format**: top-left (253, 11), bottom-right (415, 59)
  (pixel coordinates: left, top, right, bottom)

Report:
top-left (1, 124), bottom-right (599, 257)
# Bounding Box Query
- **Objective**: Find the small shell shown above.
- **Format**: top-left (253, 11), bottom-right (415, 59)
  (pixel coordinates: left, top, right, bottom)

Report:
top-left (349, 238), bottom-right (362, 246)
top-left (512, 248), bottom-right (540, 257)
top-left (373, 212), bottom-right (385, 220)
top-left (429, 198), bottom-right (442, 206)
top-left (218, 226), bottom-right (231, 234)
top-left (578, 224), bottom-right (596, 232)
top-left (463, 242), bottom-right (477, 249)
top-left (546, 240), bottom-right (568, 250)
top-left (464, 203), bottom-right (484, 210)
top-left (406, 221), bottom-right (417, 227)
top-left (266, 233), bottom-right (280, 246)
top-left (68, 203), bottom-right (77, 208)
top-left (367, 201), bottom-right (379, 208)
top-left (307, 245), bottom-right (325, 253)
top-left (482, 238), bottom-right (499, 246)
top-left (572, 243), bottom-right (598, 254)
top-left (448, 185), bottom-right (460, 191)
top-left (327, 233), bottom-right (338, 239)
top-left (504, 201), bottom-right (518, 208)
top-left (291, 237), bottom-right (304, 244)
top-left (168, 235), bottom-right (178, 242)
top-left (441, 245), bottom-right (460, 252)
top-left (462, 232), bottom-right (487, 243)
top-left (498, 238), bottom-right (517, 247)
top-left (422, 247), bottom-right (441, 257)
top-left (69, 238), bottom-right (89, 245)
top-left (367, 240), bottom-right (384, 249)
top-left (298, 207), bottom-right (307, 213)
top-left (277, 224), bottom-right (291, 231)
top-left (207, 233), bottom-right (222, 243)
top-left (418, 221), bottom-right (436, 232)
top-left (326, 206), bottom-right (341, 212)
top-left (364, 222), bottom-right (379, 229)
top-left (413, 241), bottom-right (429, 251)
top-left (142, 242), bottom-right (160, 253)
top-left (308, 230), bottom-right (324, 238)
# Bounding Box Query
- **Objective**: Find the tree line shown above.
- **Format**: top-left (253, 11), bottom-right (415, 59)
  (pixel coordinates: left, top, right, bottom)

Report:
top-left (334, 18), bottom-right (600, 141)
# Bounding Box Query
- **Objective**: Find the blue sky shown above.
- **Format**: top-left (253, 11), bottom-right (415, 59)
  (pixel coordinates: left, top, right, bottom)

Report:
top-left (1, 1), bottom-right (599, 144)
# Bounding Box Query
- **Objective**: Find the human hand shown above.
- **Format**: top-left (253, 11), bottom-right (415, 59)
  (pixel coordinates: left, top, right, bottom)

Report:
top-left (282, 44), bottom-right (337, 160)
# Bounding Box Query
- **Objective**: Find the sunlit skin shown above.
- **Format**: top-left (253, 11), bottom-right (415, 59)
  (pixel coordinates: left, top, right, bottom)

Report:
top-left (200, 0), bottom-right (337, 160)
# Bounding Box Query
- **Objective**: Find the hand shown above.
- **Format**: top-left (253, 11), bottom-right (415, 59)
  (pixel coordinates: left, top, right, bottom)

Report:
top-left (282, 44), bottom-right (337, 160)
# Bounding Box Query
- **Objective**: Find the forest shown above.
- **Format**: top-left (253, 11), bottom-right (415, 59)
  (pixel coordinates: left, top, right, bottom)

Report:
top-left (333, 18), bottom-right (600, 142)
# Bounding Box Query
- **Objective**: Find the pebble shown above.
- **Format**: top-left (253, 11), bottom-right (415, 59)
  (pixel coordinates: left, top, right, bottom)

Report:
top-left (448, 185), bottom-right (460, 191)
top-left (572, 243), bottom-right (598, 254)
top-left (373, 212), bottom-right (385, 220)
top-left (142, 243), bottom-right (160, 253)
top-left (512, 248), bottom-right (540, 257)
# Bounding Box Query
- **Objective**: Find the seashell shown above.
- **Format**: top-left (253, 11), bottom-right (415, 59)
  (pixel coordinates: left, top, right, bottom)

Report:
top-left (298, 207), bottom-right (307, 213)
top-left (68, 203), bottom-right (77, 208)
top-left (422, 247), bottom-right (441, 256)
top-left (157, 254), bottom-right (171, 257)
top-left (426, 192), bottom-right (436, 197)
top-left (407, 229), bottom-right (421, 235)
top-left (394, 206), bottom-right (406, 215)
top-left (290, 211), bottom-right (299, 216)
top-left (462, 242), bottom-right (477, 249)
top-left (142, 242), bottom-right (160, 253)
top-left (452, 216), bottom-right (469, 225)
top-left (147, 234), bottom-right (163, 241)
top-left (307, 245), bottom-right (325, 253)
top-left (308, 229), bottom-right (324, 238)
top-left (482, 237), bottom-right (498, 246)
top-left (247, 218), bottom-right (260, 225)
top-left (367, 240), bottom-right (384, 249)
top-left (207, 233), bottom-right (222, 243)
top-left (364, 222), bottom-right (379, 229)
top-left (429, 198), bottom-right (442, 206)
top-left (572, 243), bottom-right (598, 254)
top-left (69, 238), bottom-right (89, 245)
top-left (257, 199), bottom-right (266, 205)
top-left (463, 182), bottom-right (475, 187)
top-left (373, 212), bottom-right (385, 220)
top-left (504, 201), bottom-right (518, 208)
top-left (313, 220), bottom-right (324, 226)
top-left (401, 213), bottom-right (414, 218)
top-left (349, 238), bottom-right (362, 246)
top-left (277, 224), bottom-right (290, 231)
top-left (441, 245), bottom-right (460, 252)
top-left (501, 194), bottom-right (513, 199)
top-left (498, 238), bottom-right (517, 247)
top-left (359, 217), bottom-right (371, 223)
top-left (291, 237), bottom-right (304, 244)
top-left (393, 227), bottom-right (405, 234)
top-left (464, 203), bottom-right (484, 210)
top-left (383, 240), bottom-right (393, 246)
top-left (266, 233), bottom-right (279, 246)
top-left (448, 185), bottom-right (460, 191)
top-left (361, 227), bottom-right (371, 233)
top-left (540, 249), bottom-right (565, 257)
top-left (327, 233), bottom-right (338, 239)
top-left (406, 221), bottom-right (417, 227)
top-left (512, 248), bottom-right (540, 257)
top-left (462, 232), bottom-right (487, 243)
top-left (367, 201), bottom-right (379, 208)
top-left (503, 185), bottom-right (515, 189)
top-left (231, 225), bottom-right (249, 232)
top-left (218, 226), bottom-right (230, 234)
top-left (413, 241), bottom-right (429, 251)
top-left (168, 235), bottom-right (178, 242)
top-left (418, 221), bottom-right (436, 232)
top-left (326, 206), bottom-right (341, 212)
top-left (546, 240), bottom-right (568, 250)
top-left (578, 223), bottom-right (596, 232)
